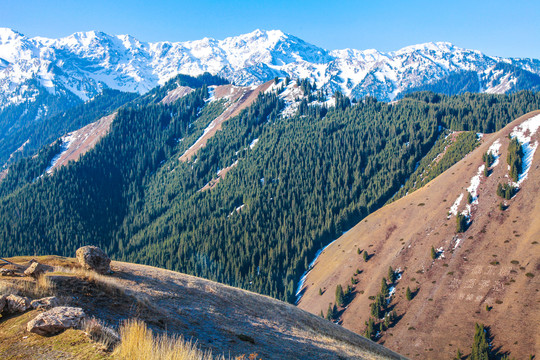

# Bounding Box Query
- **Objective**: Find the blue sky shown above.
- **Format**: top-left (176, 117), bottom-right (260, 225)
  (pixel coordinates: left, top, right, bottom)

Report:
top-left (2, 0), bottom-right (538, 58)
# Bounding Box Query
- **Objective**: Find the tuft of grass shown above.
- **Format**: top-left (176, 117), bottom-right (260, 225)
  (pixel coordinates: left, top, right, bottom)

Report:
top-left (82, 317), bottom-right (120, 351)
top-left (0, 274), bottom-right (55, 298)
top-left (115, 319), bottom-right (217, 360)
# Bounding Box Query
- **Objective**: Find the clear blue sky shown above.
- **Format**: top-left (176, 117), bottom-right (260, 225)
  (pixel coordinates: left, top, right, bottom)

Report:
top-left (1, 0), bottom-right (538, 58)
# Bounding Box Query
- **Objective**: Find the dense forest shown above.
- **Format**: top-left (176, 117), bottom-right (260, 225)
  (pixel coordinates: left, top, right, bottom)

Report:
top-left (0, 86), bottom-right (137, 166)
top-left (0, 73), bottom-right (539, 302)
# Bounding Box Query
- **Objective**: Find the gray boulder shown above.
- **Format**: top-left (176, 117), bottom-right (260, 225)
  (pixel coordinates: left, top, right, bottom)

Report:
top-left (76, 246), bottom-right (111, 274)
top-left (27, 306), bottom-right (85, 336)
top-left (31, 296), bottom-right (60, 310)
top-left (6, 294), bottom-right (31, 313)
top-left (24, 262), bottom-right (51, 278)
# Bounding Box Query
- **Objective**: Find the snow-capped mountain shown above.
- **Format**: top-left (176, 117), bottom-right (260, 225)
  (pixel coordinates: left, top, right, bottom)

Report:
top-left (0, 27), bottom-right (539, 108)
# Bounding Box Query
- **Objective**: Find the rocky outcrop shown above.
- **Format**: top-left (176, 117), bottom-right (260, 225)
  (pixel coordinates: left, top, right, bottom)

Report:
top-left (6, 294), bottom-right (31, 313)
top-left (76, 246), bottom-right (111, 274)
top-left (31, 296), bottom-right (60, 310)
top-left (27, 306), bottom-right (85, 336)
top-left (0, 269), bottom-right (17, 276)
top-left (24, 262), bottom-right (52, 278)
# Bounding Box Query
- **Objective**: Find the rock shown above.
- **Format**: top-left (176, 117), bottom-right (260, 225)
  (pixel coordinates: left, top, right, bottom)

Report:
top-left (27, 306), bottom-right (85, 336)
top-left (0, 268), bottom-right (16, 276)
top-left (0, 294), bottom-right (6, 313)
top-left (31, 296), bottom-right (60, 310)
top-left (6, 294), bottom-right (31, 313)
top-left (24, 262), bottom-right (51, 278)
top-left (76, 246), bottom-right (111, 274)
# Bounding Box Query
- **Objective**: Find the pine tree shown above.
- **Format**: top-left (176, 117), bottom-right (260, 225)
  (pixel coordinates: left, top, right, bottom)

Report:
top-left (365, 317), bottom-right (375, 340)
top-left (467, 192), bottom-right (473, 204)
top-left (319, 288), bottom-right (323, 295)
top-left (456, 214), bottom-right (467, 233)
top-left (335, 284), bottom-right (344, 307)
top-left (363, 251), bottom-right (368, 262)
top-left (384, 313), bottom-right (390, 329)
top-left (388, 266), bottom-right (395, 283)
top-left (455, 348), bottom-right (462, 360)
top-left (470, 323), bottom-right (490, 360)
top-left (431, 246), bottom-right (437, 259)
top-left (381, 278), bottom-right (389, 297)
top-left (406, 286), bottom-right (413, 301)
top-left (326, 303), bottom-right (333, 320)
top-left (370, 302), bottom-right (380, 318)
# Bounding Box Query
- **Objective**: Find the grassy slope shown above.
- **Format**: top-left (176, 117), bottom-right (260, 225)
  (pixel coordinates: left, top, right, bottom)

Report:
top-left (297, 111), bottom-right (540, 359)
top-left (0, 256), bottom-right (405, 360)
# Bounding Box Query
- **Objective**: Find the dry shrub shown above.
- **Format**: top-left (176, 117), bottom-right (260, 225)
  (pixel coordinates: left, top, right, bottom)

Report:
top-left (82, 317), bottom-right (120, 351)
top-left (115, 319), bottom-right (216, 360)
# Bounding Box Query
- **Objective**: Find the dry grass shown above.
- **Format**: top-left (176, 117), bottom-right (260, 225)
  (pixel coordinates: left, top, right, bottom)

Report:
top-left (0, 274), bottom-right (55, 298)
top-left (82, 317), bottom-right (120, 351)
top-left (115, 319), bottom-right (217, 360)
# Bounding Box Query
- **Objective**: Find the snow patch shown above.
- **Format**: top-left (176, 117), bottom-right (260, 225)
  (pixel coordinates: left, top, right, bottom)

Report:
top-left (45, 135), bottom-right (76, 174)
top-left (249, 138), bottom-right (259, 149)
top-left (487, 139), bottom-right (501, 167)
top-left (510, 114), bottom-right (540, 185)
top-left (466, 164), bottom-right (485, 204)
top-left (449, 193), bottom-right (463, 217)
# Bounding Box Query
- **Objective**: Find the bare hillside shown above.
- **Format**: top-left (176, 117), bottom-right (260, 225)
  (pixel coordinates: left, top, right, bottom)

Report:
top-left (0, 256), bottom-right (405, 360)
top-left (298, 111), bottom-right (540, 359)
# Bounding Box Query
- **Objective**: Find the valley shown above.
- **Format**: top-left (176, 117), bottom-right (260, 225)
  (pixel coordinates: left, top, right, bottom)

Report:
top-left (0, 25), bottom-right (539, 360)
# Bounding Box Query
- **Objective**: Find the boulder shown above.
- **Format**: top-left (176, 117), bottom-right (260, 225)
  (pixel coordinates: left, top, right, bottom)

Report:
top-left (0, 268), bottom-right (16, 276)
top-left (0, 294), bottom-right (6, 313)
top-left (24, 262), bottom-right (51, 278)
top-left (6, 294), bottom-right (31, 313)
top-left (76, 246), bottom-right (111, 274)
top-left (31, 296), bottom-right (60, 310)
top-left (27, 306), bottom-right (85, 336)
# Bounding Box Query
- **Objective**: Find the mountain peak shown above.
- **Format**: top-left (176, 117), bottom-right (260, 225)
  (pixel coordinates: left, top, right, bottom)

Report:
top-left (0, 28), bottom-right (24, 42)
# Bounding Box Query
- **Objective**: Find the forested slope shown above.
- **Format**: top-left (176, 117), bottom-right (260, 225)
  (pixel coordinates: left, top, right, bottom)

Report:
top-left (0, 74), bottom-right (539, 302)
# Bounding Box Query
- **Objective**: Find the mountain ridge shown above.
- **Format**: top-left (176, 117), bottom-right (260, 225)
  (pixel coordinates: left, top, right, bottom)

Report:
top-left (1, 27), bottom-right (539, 109)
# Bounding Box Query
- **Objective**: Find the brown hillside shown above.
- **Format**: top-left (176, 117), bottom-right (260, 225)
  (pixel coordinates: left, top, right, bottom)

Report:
top-left (48, 112), bottom-right (116, 173)
top-left (179, 81), bottom-right (273, 162)
top-left (298, 111), bottom-right (540, 360)
top-left (0, 256), bottom-right (405, 360)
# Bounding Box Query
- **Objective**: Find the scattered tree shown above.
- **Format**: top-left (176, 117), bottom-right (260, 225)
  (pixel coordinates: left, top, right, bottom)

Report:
top-left (381, 278), bottom-right (389, 297)
top-left (431, 246), bottom-right (437, 259)
top-left (456, 214), bottom-right (468, 233)
top-left (388, 266), bottom-right (396, 283)
top-left (406, 286), bottom-right (413, 301)
top-left (335, 284), bottom-right (344, 307)
top-left (470, 323), bottom-right (490, 360)
top-left (363, 251), bottom-right (368, 262)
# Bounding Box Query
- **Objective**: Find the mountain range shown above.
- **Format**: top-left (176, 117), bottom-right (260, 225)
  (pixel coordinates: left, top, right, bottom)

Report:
top-left (1, 27), bottom-right (540, 110)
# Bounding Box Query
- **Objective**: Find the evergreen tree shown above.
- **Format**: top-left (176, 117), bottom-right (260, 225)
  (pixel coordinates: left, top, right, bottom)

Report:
top-left (431, 246), bottom-right (438, 259)
top-left (381, 278), bottom-right (389, 297)
top-left (363, 251), bottom-right (369, 262)
top-left (470, 323), bottom-right (490, 360)
top-left (388, 266), bottom-right (395, 283)
top-left (406, 286), bottom-right (413, 301)
top-left (456, 214), bottom-right (468, 233)
top-left (335, 284), bottom-right (344, 307)
top-left (365, 317), bottom-right (375, 340)
top-left (326, 303), bottom-right (334, 320)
